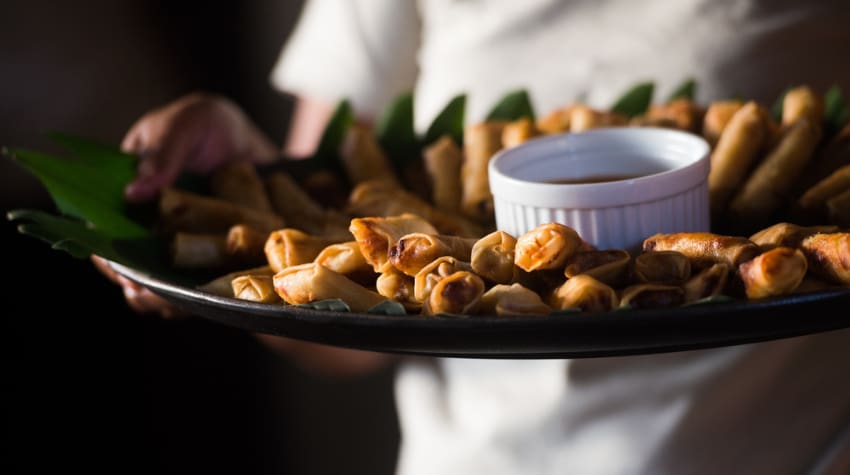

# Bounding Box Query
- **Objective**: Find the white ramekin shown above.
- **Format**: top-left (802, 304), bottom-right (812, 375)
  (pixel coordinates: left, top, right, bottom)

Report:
top-left (488, 127), bottom-right (711, 252)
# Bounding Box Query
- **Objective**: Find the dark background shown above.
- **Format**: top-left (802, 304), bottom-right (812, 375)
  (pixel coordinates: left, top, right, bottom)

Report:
top-left (2, 2), bottom-right (400, 474)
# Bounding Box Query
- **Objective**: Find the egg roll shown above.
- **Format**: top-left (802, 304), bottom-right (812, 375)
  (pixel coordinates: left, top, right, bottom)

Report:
top-left (470, 230), bottom-right (518, 284)
top-left (738, 247), bottom-right (808, 299)
top-left (461, 121), bottom-right (506, 221)
top-left (501, 117), bottom-right (541, 148)
top-left (264, 228), bottom-right (343, 273)
top-left (264, 171), bottom-right (350, 238)
top-left (569, 105), bottom-right (628, 132)
top-left (707, 101), bottom-right (768, 219)
top-left (273, 262), bottom-right (385, 312)
top-left (413, 256), bottom-right (473, 303)
top-left (423, 135), bottom-right (463, 212)
top-left (642, 232), bottom-right (760, 269)
top-left (563, 249), bottom-right (631, 287)
top-left (210, 160), bottom-right (274, 212)
top-left (683, 263), bottom-right (731, 303)
top-left (314, 241), bottom-right (371, 276)
top-left (800, 233), bottom-right (850, 285)
top-left (422, 270), bottom-right (486, 316)
top-left (376, 267), bottom-right (420, 312)
top-left (389, 233), bottom-right (477, 277)
top-left (826, 189), bottom-right (850, 227)
top-left (749, 222), bottom-right (839, 251)
top-left (231, 274), bottom-right (280, 303)
top-left (619, 284), bottom-right (685, 309)
top-left (339, 123), bottom-right (400, 186)
top-left (226, 224), bottom-right (268, 265)
top-left (197, 265), bottom-right (274, 297)
top-left (171, 232), bottom-right (228, 269)
top-left (349, 213), bottom-right (438, 273)
top-left (549, 274), bottom-right (618, 313)
top-left (797, 165), bottom-right (850, 215)
top-left (159, 187), bottom-right (284, 234)
top-left (633, 251), bottom-right (692, 285)
top-left (782, 85), bottom-right (824, 128)
top-left (515, 222), bottom-right (582, 272)
top-left (536, 104), bottom-right (575, 134)
top-left (638, 99), bottom-right (702, 132)
top-left (479, 283), bottom-right (551, 316)
top-left (701, 100), bottom-right (743, 147)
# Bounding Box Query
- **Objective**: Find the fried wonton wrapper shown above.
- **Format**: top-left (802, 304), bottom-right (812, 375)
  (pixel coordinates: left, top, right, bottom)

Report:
top-left (749, 222), bottom-right (839, 250)
top-left (423, 135), bottom-right (463, 212)
top-left (264, 229), bottom-right (343, 273)
top-left (314, 241), bottom-right (372, 276)
top-left (643, 232), bottom-right (760, 269)
top-left (413, 256), bottom-right (473, 303)
top-left (198, 265), bottom-right (274, 297)
top-left (797, 165), bottom-right (850, 214)
top-left (826, 189), bottom-right (850, 227)
top-left (633, 250), bottom-right (692, 285)
top-left (701, 100), bottom-right (743, 147)
top-left (569, 105), bottom-right (628, 132)
top-left (273, 262), bottom-right (385, 312)
top-left (349, 213), bottom-right (438, 273)
top-left (683, 263), bottom-right (731, 303)
top-left (461, 121), bottom-right (506, 221)
top-left (226, 224), bottom-right (268, 265)
top-left (159, 188), bottom-right (284, 234)
top-left (549, 274), bottom-right (618, 313)
top-left (800, 233), bottom-right (850, 285)
top-left (619, 284), bottom-right (685, 309)
top-left (339, 123), bottom-right (400, 186)
top-left (231, 275), bottom-right (280, 303)
top-left (210, 160), bottom-right (274, 212)
top-left (422, 270), bottom-right (486, 316)
top-left (479, 284), bottom-right (551, 316)
top-left (782, 85), bottom-right (824, 128)
top-left (707, 101), bottom-right (768, 218)
top-left (389, 233), bottom-right (477, 276)
top-left (501, 117), bottom-right (541, 148)
top-left (470, 230), bottom-right (517, 284)
top-left (376, 267), bottom-right (420, 312)
top-left (563, 249), bottom-right (631, 287)
top-left (515, 223), bottom-right (582, 272)
top-left (171, 232), bottom-right (228, 269)
top-left (738, 247), bottom-right (808, 299)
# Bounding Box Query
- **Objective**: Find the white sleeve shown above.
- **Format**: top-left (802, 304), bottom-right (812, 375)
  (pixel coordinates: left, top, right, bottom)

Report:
top-left (270, 0), bottom-right (421, 119)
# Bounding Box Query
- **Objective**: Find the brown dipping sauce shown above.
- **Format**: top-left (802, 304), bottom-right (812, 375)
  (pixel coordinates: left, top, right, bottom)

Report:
top-left (544, 174), bottom-right (642, 185)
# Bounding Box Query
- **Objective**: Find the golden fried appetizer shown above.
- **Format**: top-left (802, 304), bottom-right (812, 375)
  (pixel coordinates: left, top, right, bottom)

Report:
top-left (643, 232), bottom-right (760, 269)
top-left (314, 241), bottom-right (372, 276)
top-left (479, 284), bottom-right (551, 316)
top-left (413, 256), bottom-right (473, 303)
top-left (501, 117), bottom-right (541, 148)
top-left (470, 230), bottom-right (518, 284)
top-left (569, 104), bottom-right (628, 132)
top-left (159, 187), bottom-right (284, 234)
top-left (210, 160), bottom-right (274, 212)
top-left (198, 265), bottom-right (274, 297)
top-left (738, 247), bottom-right (808, 299)
top-left (638, 99), bottom-right (702, 132)
top-left (683, 263), bottom-right (731, 303)
top-left (515, 222), bottom-right (582, 272)
top-left (701, 100), bottom-right (743, 147)
top-left (273, 263), bottom-right (385, 312)
top-left (749, 222), bottom-right (839, 250)
top-left (226, 224), bottom-right (268, 265)
top-left (231, 275), bottom-right (280, 303)
top-left (389, 233), bottom-right (477, 276)
top-left (633, 251), bottom-right (692, 285)
top-left (707, 101), bottom-right (768, 218)
top-left (781, 85), bottom-right (824, 128)
top-left (549, 274), bottom-right (618, 313)
top-left (171, 232), bottom-right (228, 269)
top-left (349, 213), bottom-right (438, 273)
top-left (339, 123), bottom-right (400, 186)
top-left (422, 270), bottom-right (486, 316)
top-left (619, 284), bottom-right (685, 309)
top-left (537, 104), bottom-right (575, 134)
top-left (826, 189), bottom-right (850, 227)
top-left (797, 165), bottom-right (850, 215)
top-left (423, 135), bottom-right (464, 212)
top-left (563, 249), bottom-right (632, 287)
top-left (376, 267), bottom-right (420, 312)
top-left (264, 171), bottom-right (350, 238)
top-left (461, 121), bottom-right (506, 221)
top-left (800, 233), bottom-right (850, 285)
top-left (264, 228), bottom-right (343, 273)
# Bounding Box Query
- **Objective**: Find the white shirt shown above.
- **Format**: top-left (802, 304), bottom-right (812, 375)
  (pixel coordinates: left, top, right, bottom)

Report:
top-left (270, 1), bottom-right (850, 473)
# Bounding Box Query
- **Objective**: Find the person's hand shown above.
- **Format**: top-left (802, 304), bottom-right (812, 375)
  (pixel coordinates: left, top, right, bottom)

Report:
top-left (91, 255), bottom-right (186, 319)
top-left (121, 91), bottom-right (279, 202)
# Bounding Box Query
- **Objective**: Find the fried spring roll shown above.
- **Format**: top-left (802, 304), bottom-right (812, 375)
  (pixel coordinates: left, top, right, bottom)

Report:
top-left (729, 118), bottom-right (822, 228)
top-left (422, 270), bottom-right (485, 316)
top-left (226, 224), bottom-right (268, 264)
top-left (749, 222), bottom-right (839, 250)
top-left (376, 267), bottom-right (420, 312)
top-left (423, 135), bottom-right (464, 212)
top-left (389, 233), bottom-right (477, 276)
top-left (197, 265), bottom-right (274, 297)
top-left (563, 249), bottom-right (631, 287)
top-left (701, 100), bottom-right (743, 147)
top-left (231, 275), bottom-right (280, 303)
top-left (461, 121), bottom-right (506, 221)
top-left (738, 247), bottom-right (808, 299)
top-left (264, 229), bottom-right (343, 273)
top-left (210, 160), bottom-right (274, 212)
top-left (479, 284), bottom-right (551, 316)
top-left (314, 241), bottom-right (371, 276)
top-left (800, 233), bottom-right (850, 285)
top-left (638, 99), bottom-right (702, 132)
top-left (339, 123), bottom-right (400, 186)
top-left (707, 101), bottom-right (768, 218)
top-left (826, 189), bottom-right (850, 227)
top-left (159, 188), bottom-right (284, 234)
top-left (537, 104), bottom-right (575, 134)
top-left (264, 171), bottom-right (325, 222)
top-left (643, 232), bottom-right (760, 269)
top-left (633, 251), bottom-right (692, 285)
top-left (470, 230), bottom-right (518, 284)
top-left (501, 117), bottom-right (541, 148)
top-left (683, 263), bottom-right (731, 303)
top-left (515, 223), bottom-right (582, 272)
top-left (569, 105), bottom-right (628, 132)
top-left (797, 165), bottom-right (850, 213)
top-left (273, 262), bottom-right (385, 312)
top-left (349, 213), bottom-right (438, 273)
top-left (171, 232), bottom-right (228, 269)
top-left (619, 284), bottom-right (685, 309)
top-left (549, 275), bottom-right (618, 313)
top-left (413, 256), bottom-right (473, 303)
top-left (782, 85), bottom-right (824, 128)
